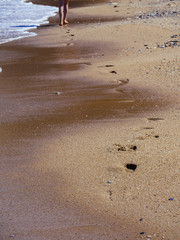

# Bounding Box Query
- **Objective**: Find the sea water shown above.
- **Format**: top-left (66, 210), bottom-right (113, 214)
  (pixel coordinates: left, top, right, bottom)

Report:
top-left (0, 0), bottom-right (58, 44)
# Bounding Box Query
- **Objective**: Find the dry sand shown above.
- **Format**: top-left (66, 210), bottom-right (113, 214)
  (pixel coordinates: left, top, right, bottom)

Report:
top-left (0, 0), bottom-right (180, 239)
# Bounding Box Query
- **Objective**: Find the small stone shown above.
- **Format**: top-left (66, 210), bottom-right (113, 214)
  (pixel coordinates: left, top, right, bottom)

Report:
top-left (67, 43), bottom-right (74, 46)
top-left (54, 92), bottom-right (61, 95)
top-left (108, 180), bottom-right (112, 184)
top-left (158, 44), bottom-right (165, 48)
top-left (0, 67), bottom-right (2, 72)
top-left (9, 235), bottom-right (15, 238)
top-left (130, 145), bottom-right (137, 151)
top-left (110, 70), bottom-right (117, 74)
top-left (155, 135), bottom-right (159, 138)
top-left (139, 218), bottom-right (143, 221)
top-left (126, 163), bottom-right (137, 171)
top-left (140, 232), bottom-right (145, 235)
top-left (168, 197), bottom-right (173, 201)
top-left (171, 34), bottom-right (178, 38)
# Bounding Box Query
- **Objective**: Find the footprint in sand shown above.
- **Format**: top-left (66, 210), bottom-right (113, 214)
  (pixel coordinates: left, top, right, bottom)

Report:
top-left (107, 166), bottom-right (123, 174)
top-left (107, 190), bottom-right (113, 201)
top-left (136, 133), bottom-right (152, 140)
top-left (108, 143), bottom-right (137, 153)
top-left (107, 163), bottom-right (137, 177)
top-left (97, 64), bottom-right (114, 68)
top-left (147, 117), bottom-right (164, 121)
top-left (137, 128), bottom-right (160, 140)
top-left (105, 64), bottom-right (114, 67)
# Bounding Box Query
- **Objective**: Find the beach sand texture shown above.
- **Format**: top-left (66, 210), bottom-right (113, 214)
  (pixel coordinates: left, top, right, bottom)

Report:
top-left (0, 0), bottom-right (180, 239)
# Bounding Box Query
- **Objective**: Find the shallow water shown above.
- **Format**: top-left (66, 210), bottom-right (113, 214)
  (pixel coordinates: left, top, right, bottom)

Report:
top-left (0, 0), bottom-right (57, 44)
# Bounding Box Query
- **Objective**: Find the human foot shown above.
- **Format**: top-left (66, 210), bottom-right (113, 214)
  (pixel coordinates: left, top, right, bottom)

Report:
top-left (63, 20), bottom-right (69, 24)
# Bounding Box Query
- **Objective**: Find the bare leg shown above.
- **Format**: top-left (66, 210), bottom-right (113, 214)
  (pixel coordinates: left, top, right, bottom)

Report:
top-left (64, 0), bottom-right (69, 24)
top-left (58, 0), bottom-right (64, 26)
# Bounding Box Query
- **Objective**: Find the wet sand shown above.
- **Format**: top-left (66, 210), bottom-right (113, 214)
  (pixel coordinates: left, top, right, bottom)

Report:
top-left (0, 0), bottom-right (180, 239)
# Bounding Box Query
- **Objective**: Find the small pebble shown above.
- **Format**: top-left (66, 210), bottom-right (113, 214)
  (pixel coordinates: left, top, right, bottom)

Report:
top-left (110, 70), bottom-right (117, 74)
top-left (140, 232), bottom-right (145, 235)
top-left (130, 145), bottom-right (137, 151)
top-left (9, 235), bottom-right (15, 238)
top-left (54, 92), bottom-right (61, 95)
top-left (139, 218), bottom-right (143, 221)
top-left (108, 180), bottom-right (112, 184)
top-left (155, 135), bottom-right (159, 138)
top-left (0, 67), bottom-right (2, 72)
top-left (168, 197), bottom-right (173, 201)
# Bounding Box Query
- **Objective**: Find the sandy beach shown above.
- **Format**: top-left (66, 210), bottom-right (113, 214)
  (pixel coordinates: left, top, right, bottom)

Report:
top-left (0, 0), bottom-right (180, 239)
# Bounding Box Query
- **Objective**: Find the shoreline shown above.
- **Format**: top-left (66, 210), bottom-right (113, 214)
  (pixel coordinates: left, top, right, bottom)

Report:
top-left (0, 0), bottom-right (180, 239)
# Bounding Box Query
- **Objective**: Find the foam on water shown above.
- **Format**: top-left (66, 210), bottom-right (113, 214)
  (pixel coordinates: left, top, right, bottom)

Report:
top-left (0, 0), bottom-right (58, 44)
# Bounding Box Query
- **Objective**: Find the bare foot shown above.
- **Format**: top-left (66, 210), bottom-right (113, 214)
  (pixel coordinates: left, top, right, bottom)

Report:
top-left (64, 20), bottom-right (69, 25)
